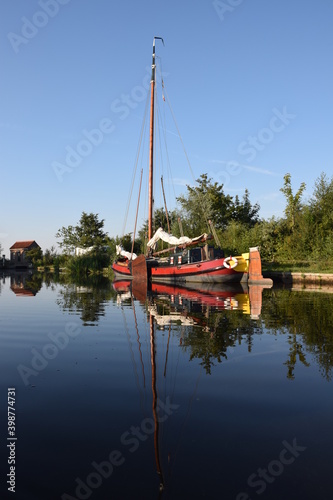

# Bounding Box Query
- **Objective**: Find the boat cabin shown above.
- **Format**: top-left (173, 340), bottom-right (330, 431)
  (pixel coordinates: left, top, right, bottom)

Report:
top-left (169, 246), bottom-right (224, 266)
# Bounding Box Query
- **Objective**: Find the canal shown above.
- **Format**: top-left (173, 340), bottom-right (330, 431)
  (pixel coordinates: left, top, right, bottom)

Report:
top-left (1, 272), bottom-right (333, 499)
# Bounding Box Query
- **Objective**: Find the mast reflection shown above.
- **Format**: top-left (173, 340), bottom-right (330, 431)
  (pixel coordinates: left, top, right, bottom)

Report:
top-left (113, 279), bottom-right (270, 496)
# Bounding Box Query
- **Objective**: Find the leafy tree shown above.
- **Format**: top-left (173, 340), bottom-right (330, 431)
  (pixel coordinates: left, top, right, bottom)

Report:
top-left (176, 174), bottom-right (233, 235)
top-left (138, 207), bottom-right (171, 239)
top-left (56, 212), bottom-right (108, 254)
top-left (309, 172), bottom-right (333, 236)
top-left (232, 189), bottom-right (260, 227)
top-left (280, 173), bottom-right (306, 232)
top-left (250, 218), bottom-right (283, 261)
top-left (43, 246), bottom-right (57, 266)
top-left (136, 207), bottom-right (178, 253)
top-left (132, 169), bottom-right (333, 265)
top-left (110, 233), bottom-right (141, 257)
top-left (25, 247), bottom-right (43, 267)
top-left (176, 174), bottom-right (260, 236)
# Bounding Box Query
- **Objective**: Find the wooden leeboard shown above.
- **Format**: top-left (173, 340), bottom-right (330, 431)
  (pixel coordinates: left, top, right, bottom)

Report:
top-left (131, 254), bottom-right (148, 281)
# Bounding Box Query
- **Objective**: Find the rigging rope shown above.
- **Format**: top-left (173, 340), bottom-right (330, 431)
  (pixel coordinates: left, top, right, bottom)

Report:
top-left (161, 82), bottom-right (212, 235)
top-left (157, 63), bottom-right (178, 222)
top-left (121, 90), bottom-right (150, 240)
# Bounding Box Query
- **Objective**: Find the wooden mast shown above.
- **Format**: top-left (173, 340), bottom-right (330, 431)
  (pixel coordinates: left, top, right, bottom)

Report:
top-left (148, 37), bottom-right (164, 243)
top-left (150, 312), bottom-right (164, 492)
top-left (149, 39), bottom-right (165, 495)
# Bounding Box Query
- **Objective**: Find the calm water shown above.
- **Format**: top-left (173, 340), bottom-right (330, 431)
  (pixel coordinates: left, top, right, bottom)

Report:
top-left (1, 272), bottom-right (333, 500)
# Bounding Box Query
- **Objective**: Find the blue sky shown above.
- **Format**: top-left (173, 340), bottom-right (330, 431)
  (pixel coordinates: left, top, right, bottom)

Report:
top-left (1, 0), bottom-right (332, 253)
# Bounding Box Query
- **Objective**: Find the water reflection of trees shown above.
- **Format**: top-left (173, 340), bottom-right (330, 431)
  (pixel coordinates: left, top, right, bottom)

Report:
top-left (181, 311), bottom-right (257, 375)
top-left (149, 288), bottom-right (333, 380)
top-left (54, 277), bottom-right (333, 379)
top-left (148, 293), bottom-right (259, 375)
top-left (55, 275), bottom-right (115, 325)
top-left (262, 288), bottom-right (333, 381)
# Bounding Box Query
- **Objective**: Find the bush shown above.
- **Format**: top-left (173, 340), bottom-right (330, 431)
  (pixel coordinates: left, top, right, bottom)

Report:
top-left (66, 251), bottom-right (111, 277)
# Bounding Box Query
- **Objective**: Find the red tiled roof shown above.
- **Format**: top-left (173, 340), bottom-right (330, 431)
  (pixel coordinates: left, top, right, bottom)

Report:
top-left (10, 240), bottom-right (39, 250)
top-left (11, 287), bottom-right (36, 297)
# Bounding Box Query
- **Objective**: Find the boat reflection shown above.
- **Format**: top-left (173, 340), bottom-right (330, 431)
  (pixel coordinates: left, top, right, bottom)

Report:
top-left (112, 278), bottom-right (273, 497)
top-left (113, 280), bottom-right (271, 320)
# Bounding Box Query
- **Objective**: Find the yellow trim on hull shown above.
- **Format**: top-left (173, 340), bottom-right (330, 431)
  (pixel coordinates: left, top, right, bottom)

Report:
top-left (232, 253), bottom-right (249, 273)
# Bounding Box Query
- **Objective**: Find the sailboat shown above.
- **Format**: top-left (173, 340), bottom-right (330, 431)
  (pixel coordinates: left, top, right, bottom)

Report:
top-left (112, 37), bottom-right (272, 287)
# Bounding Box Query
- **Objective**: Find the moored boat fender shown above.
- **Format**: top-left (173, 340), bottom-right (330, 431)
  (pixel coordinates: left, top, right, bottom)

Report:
top-left (223, 256), bottom-right (238, 269)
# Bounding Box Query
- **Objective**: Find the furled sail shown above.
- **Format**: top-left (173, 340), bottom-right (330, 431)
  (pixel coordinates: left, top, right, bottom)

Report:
top-left (147, 227), bottom-right (208, 251)
top-left (75, 246), bottom-right (94, 256)
top-left (116, 245), bottom-right (137, 260)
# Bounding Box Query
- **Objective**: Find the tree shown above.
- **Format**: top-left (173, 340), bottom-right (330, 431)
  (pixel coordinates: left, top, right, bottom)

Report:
top-left (309, 172), bottom-right (333, 236)
top-left (232, 189), bottom-right (260, 227)
top-left (43, 246), bottom-right (57, 266)
top-left (280, 173), bottom-right (306, 232)
top-left (56, 212), bottom-right (108, 254)
top-left (25, 247), bottom-right (43, 267)
top-left (176, 174), bottom-right (233, 235)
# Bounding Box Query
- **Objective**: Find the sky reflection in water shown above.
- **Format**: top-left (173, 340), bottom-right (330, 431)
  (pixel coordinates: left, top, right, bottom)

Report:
top-left (0, 273), bottom-right (333, 499)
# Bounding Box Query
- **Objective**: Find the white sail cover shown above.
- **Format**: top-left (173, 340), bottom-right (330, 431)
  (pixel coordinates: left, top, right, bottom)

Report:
top-left (147, 227), bottom-right (208, 251)
top-left (75, 246), bottom-right (94, 256)
top-left (116, 245), bottom-right (137, 260)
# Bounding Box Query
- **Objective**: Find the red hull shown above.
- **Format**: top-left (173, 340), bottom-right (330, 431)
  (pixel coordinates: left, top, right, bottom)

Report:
top-left (112, 260), bottom-right (132, 279)
top-left (151, 282), bottom-right (247, 308)
top-left (149, 257), bottom-right (246, 284)
top-left (113, 256), bottom-right (246, 284)
top-left (112, 280), bottom-right (132, 292)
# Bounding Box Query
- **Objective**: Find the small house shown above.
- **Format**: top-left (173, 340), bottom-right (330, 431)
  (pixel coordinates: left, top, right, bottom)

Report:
top-left (9, 240), bottom-right (41, 266)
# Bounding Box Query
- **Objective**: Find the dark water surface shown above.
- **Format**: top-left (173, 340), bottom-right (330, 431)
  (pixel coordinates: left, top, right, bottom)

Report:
top-left (1, 273), bottom-right (333, 499)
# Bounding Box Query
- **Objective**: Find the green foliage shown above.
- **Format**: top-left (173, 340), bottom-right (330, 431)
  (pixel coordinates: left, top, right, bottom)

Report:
top-left (261, 289), bottom-right (333, 380)
top-left (176, 173), bottom-right (234, 234)
top-left (108, 233), bottom-right (141, 260)
top-left (43, 246), bottom-right (58, 267)
top-left (280, 173), bottom-right (306, 232)
top-left (231, 189), bottom-right (260, 227)
top-left (176, 174), bottom-right (260, 237)
top-left (25, 247), bottom-right (43, 267)
top-left (267, 172), bottom-right (333, 266)
top-left (55, 275), bottom-right (114, 325)
top-left (56, 212), bottom-right (108, 254)
top-left (310, 172), bottom-right (333, 230)
top-left (131, 171), bottom-right (332, 268)
top-left (137, 208), bottom-right (179, 254)
top-left (66, 250), bottom-right (111, 277)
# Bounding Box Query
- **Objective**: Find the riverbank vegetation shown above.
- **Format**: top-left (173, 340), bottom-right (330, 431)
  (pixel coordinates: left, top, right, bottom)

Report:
top-left (135, 171), bottom-right (333, 272)
top-left (29, 171), bottom-right (332, 276)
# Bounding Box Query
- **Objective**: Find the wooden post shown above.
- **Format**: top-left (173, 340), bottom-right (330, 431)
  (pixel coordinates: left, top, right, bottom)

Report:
top-left (249, 285), bottom-right (263, 319)
top-left (248, 247), bottom-right (273, 285)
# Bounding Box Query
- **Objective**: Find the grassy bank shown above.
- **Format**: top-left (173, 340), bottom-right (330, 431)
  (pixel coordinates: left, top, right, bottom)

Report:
top-left (263, 260), bottom-right (333, 274)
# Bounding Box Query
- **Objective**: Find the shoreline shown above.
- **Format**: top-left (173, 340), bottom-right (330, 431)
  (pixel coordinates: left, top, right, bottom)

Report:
top-left (263, 271), bottom-right (333, 286)
top-left (2, 267), bottom-right (333, 287)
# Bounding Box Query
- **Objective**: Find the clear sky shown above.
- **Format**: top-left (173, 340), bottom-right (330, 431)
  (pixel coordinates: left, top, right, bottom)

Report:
top-left (1, 0), bottom-right (332, 254)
